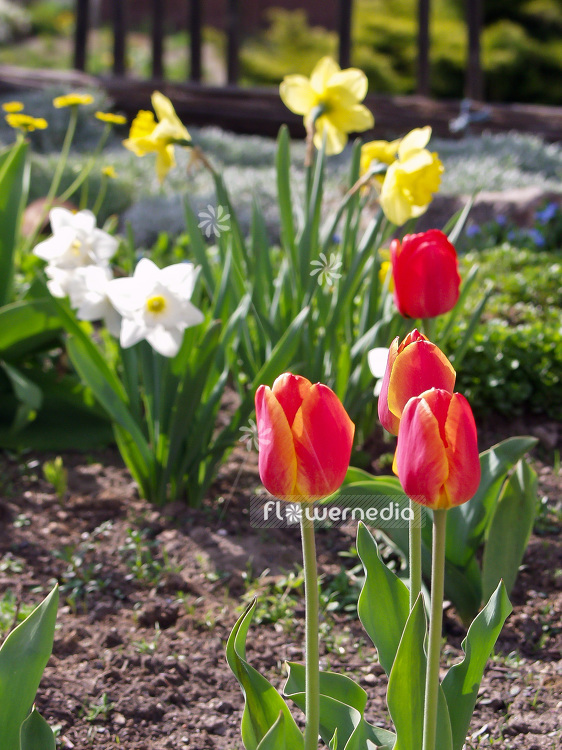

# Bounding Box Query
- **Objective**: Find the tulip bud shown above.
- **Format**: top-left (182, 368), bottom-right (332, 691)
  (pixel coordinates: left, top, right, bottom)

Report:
top-left (255, 373), bottom-right (355, 502)
top-left (378, 330), bottom-right (456, 435)
top-left (390, 230), bottom-right (461, 319)
top-left (394, 388), bottom-right (481, 509)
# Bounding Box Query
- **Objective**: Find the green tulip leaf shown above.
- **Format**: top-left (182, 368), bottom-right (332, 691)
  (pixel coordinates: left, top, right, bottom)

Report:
top-left (482, 460), bottom-right (537, 601)
top-left (284, 662), bottom-right (395, 750)
top-left (388, 595), bottom-right (453, 750)
top-left (442, 581), bottom-right (512, 750)
top-left (387, 596), bottom-right (426, 750)
top-left (446, 437), bottom-right (537, 568)
top-left (226, 601), bottom-right (303, 750)
top-left (329, 727), bottom-right (338, 750)
top-left (356, 522), bottom-right (410, 675)
top-left (20, 707), bottom-right (55, 750)
top-left (0, 585), bottom-right (58, 750)
top-left (255, 711), bottom-right (286, 750)
top-left (443, 555), bottom-right (482, 628)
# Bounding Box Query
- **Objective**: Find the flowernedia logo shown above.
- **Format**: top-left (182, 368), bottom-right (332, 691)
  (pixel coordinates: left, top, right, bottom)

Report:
top-left (250, 494), bottom-right (425, 529)
top-left (198, 204), bottom-right (231, 238)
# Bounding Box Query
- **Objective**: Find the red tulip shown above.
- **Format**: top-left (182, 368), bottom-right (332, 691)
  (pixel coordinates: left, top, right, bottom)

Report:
top-left (390, 229), bottom-right (461, 319)
top-left (255, 373), bottom-right (355, 502)
top-left (394, 388), bottom-right (481, 509)
top-left (378, 329), bottom-right (456, 435)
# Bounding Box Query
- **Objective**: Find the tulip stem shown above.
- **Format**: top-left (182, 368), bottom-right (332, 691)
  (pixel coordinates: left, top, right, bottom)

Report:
top-left (422, 508), bottom-right (447, 750)
top-left (300, 511), bottom-right (320, 750)
top-left (408, 499), bottom-right (422, 609)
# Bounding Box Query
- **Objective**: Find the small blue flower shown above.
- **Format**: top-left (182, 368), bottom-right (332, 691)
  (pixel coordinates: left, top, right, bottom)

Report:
top-left (466, 224), bottom-right (480, 237)
top-left (496, 214), bottom-right (507, 227)
top-left (535, 202), bottom-right (558, 224)
top-left (526, 228), bottom-right (546, 247)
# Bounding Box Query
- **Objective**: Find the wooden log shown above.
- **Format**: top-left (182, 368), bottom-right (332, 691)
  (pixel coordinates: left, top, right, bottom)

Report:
top-left (338, 0), bottom-right (352, 69)
top-left (152, 0), bottom-right (165, 79)
top-left (74, 0), bottom-right (90, 72)
top-left (189, 0), bottom-right (202, 82)
top-left (0, 65), bottom-right (560, 142)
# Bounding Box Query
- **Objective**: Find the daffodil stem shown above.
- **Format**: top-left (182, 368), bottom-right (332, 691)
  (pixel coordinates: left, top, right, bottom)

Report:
top-left (422, 508), bottom-right (447, 750)
top-left (300, 511), bottom-right (320, 750)
top-left (409, 499), bottom-right (422, 609)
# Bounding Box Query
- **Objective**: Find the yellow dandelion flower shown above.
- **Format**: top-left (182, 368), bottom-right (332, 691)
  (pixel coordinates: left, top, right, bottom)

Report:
top-left (53, 93), bottom-right (94, 108)
top-left (95, 111), bottom-right (127, 125)
top-left (123, 91), bottom-right (192, 183)
top-left (2, 101), bottom-right (24, 113)
top-left (6, 113), bottom-right (48, 132)
top-left (280, 56), bottom-right (374, 156)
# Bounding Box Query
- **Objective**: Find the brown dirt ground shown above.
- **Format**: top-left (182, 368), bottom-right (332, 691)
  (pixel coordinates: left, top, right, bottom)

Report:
top-left (0, 417), bottom-right (560, 750)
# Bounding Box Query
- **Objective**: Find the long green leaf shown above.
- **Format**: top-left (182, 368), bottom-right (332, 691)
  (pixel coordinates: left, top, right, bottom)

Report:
top-left (446, 437), bottom-right (538, 567)
top-left (442, 582), bottom-right (512, 750)
top-left (482, 460), bottom-right (537, 600)
top-left (0, 139), bottom-right (28, 306)
top-left (387, 596), bottom-right (426, 750)
top-left (0, 300), bottom-right (62, 360)
top-left (20, 707), bottom-right (55, 750)
top-left (226, 601), bottom-right (304, 750)
top-left (256, 712), bottom-right (286, 750)
top-left (356, 522), bottom-right (410, 675)
top-left (0, 585), bottom-right (58, 750)
top-left (284, 663), bottom-right (395, 750)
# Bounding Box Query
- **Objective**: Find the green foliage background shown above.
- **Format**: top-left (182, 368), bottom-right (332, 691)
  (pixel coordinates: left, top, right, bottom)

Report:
top-left (240, 0), bottom-right (562, 104)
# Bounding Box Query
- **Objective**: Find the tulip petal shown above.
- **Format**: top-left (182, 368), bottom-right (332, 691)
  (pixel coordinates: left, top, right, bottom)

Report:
top-left (280, 76), bottom-right (318, 115)
top-left (394, 391), bottom-right (449, 507)
top-left (387, 341), bottom-right (456, 419)
top-left (255, 386), bottom-right (298, 499)
top-left (291, 384), bottom-right (354, 499)
top-left (271, 373), bottom-right (312, 427)
top-left (377, 338), bottom-right (401, 435)
top-left (442, 393), bottom-right (481, 506)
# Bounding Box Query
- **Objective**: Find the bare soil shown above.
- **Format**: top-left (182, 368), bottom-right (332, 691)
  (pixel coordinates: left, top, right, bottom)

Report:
top-left (0, 419), bottom-right (560, 750)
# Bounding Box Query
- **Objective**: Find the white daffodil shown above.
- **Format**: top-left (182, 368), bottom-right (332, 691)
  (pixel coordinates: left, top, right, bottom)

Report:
top-left (33, 208), bottom-right (118, 269)
top-left (65, 265), bottom-right (121, 336)
top-left (367, 346), bottom-right (389, 397)
top-left (107, 258), bottom-right (204, 357)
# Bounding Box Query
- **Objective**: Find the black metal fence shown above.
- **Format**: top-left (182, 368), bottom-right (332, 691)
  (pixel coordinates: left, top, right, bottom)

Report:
top-left (72, 0), bottom-right (484, 99)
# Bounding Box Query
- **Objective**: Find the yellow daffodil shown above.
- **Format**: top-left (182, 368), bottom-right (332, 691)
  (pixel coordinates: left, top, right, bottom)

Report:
top-left (378, 249), bottom-right (395, 291)
top-left (2, 101), bottom-right (24, 113)
top-left (280, 56), bottom-right (374, 156)
top-left (6, 113), bottom-right (48, 132)
top-left (102, 165), bottom-right (117, 178)
top-left (362, 127), bottom-right (443, 226)
top-left (380, 127), bottom-right (443, 225)
top-left (53, 93), bottom-right (94, 108)
top-left (95, 111), bottom-right (127, 125)
top-left (122, 91), bottom-right (192, 183)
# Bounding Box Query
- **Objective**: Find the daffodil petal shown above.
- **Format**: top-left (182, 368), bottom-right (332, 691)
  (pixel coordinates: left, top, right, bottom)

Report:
top-left (313, 116), bottom-right (347, 155)
top-left (398, 126), bottom-right (432, 160)
top-left (279, 76), bottom-right (318, 115)
top-left (328, 69), bottom-right (368, 101)
top-left (326, 102), bottom-right (374, 134)
top-left (310, 56), bottom-right (341, 93)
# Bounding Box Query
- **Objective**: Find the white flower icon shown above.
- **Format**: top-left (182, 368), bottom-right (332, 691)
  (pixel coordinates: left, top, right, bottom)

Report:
top-left (285, 503), bottom-right (302, 524)
top-left (310, 252), bottom-right (343, 287)
top-left (240, 419), bottom-right (260, 452)
top-left (198, 204), bottom-right (230, 238)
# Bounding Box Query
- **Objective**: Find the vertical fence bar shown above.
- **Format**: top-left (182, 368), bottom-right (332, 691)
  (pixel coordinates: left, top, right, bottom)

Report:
top-left (338, 0), bottom-right (353, 69)
top-left (113, 0), bottom-right (126, 76)
top-left (226, 0), bottom-right (240, 85)
top-left (466, 0), bottom-right (483, 100)
top-left (189, 0), bottom-right (202, 82)
top-left (417, 0), bottom-right (430, 95)
top-left (74, 0), bottom-right (90, 71)
top-left (152, 0), bottom-right (165, 78)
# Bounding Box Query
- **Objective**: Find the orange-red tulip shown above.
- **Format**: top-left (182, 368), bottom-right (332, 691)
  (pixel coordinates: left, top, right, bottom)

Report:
top-left (390, 229), bottom-right (461, 319)
top-left (255, 373), bottom-right (355, 502)
top-left (378, 330), bottom-right (456, 435)
top-left (394, 388), bottom-right (481, 509)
